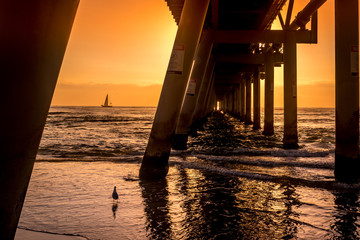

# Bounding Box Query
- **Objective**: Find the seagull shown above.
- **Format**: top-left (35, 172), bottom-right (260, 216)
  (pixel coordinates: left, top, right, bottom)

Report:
top-left (112, 186), bottom-right (119, 202)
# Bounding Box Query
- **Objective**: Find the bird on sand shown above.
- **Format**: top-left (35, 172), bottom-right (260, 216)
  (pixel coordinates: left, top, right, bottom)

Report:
top-left (112, 186), bottom-right (119, 202)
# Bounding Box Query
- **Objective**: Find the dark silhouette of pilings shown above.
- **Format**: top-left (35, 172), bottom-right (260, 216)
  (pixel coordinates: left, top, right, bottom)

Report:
top-left (253, 67), bottom-right (261, 130)
top-left (334, 0), bottom-right (359, 181)
top-left (239, 78), bottom-right (246, 121)
top-left (193, 59), bottom-right (215, 125)
top-left (139, 0), bottom-right (210, 179)
top-left (263, 54), bottom-right (274, 135)
top-left (173, 30), bottom-right (213, 150)
top-left (0, 1), bottom-right (79, 239)
top-left (283, 31), bottom-right (299, 149)
top-left (202, 75), bottom-right (216, 118)
top-left (245, 76), bottom-right (252, 125)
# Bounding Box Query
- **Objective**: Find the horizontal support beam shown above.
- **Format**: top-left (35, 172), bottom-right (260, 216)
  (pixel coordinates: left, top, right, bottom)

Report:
top-left (214, 30), bottom-right (315, 44)
top-left (216, 64), bottom-right (257, 73)
top-left (216, 80), bottom-right (243, 85)
top-left (215, 77), bottom-right (243, 83)
top-left (216, 53), bottom-right (283, 64)
top-left (215, 85), bottom-right (236, 91)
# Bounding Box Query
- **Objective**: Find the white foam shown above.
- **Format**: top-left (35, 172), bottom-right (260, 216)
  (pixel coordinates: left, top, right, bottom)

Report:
top-left (233, 148), bottom-right (333, 157)
top-left (193, 154), bottom-right (334, 170)
top-left (171, 159), bottom-right (360, 191)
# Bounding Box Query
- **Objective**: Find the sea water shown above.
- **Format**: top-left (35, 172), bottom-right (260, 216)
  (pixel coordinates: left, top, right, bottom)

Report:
top-left (17, 107), bottom-right (360, 239)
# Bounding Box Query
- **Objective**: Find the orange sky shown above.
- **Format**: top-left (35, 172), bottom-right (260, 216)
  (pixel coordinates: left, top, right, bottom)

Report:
top-left (52, 0), bottom-right (339, 107)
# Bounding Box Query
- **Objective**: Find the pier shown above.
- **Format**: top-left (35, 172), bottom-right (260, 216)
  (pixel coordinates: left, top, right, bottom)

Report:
top-left (0, 0), bottom-right (359, 239)
top-left (140, 0), bottom-right (359, 179)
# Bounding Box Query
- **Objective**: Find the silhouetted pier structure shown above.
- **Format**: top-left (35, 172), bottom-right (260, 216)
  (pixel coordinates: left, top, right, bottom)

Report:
top-left (140, 0), bottom-right (359, 180)
top-left (0, 0), bottom-right (358, 239)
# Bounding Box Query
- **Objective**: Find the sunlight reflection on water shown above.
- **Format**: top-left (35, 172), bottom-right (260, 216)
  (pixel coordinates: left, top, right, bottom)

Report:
top-left (19, 160), bottom-right (360, 240)
top-left (18, 107), bottom-right (360, 239)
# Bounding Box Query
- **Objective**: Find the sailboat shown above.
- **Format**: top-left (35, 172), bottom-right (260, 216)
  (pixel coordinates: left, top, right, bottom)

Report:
top-left (101, 94), bottom-right (112, 107)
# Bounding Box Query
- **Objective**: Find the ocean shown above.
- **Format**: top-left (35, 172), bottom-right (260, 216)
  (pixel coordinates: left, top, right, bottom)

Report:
top-left (17, 106), bottom-right (360, 239)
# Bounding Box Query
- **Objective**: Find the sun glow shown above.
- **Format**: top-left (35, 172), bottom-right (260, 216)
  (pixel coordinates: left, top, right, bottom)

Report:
top-left (54, 0), bottom-right (339, 107)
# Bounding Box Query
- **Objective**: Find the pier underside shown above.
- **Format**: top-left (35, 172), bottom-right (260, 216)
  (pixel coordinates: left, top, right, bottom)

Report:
top-left (141, 0), bottom-right (359, 181)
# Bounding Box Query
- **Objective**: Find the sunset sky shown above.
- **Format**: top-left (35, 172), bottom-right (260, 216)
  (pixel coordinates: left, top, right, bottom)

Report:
top-left (52, 0), bottom-right (339, 107)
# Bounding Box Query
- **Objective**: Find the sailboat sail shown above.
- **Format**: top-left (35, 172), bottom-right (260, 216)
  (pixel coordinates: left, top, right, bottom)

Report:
top-left (101, 94), bottom-right (112, 107)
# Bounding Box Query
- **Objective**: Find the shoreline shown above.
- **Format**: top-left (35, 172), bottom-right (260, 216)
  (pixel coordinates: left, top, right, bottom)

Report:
top-left (15, 228), bottom-right (87, 240)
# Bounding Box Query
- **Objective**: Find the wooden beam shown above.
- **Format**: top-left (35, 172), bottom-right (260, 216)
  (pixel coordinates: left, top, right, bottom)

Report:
top-left (216, 53), bottom-right (283, 64)
top-left (214, 30), bottom-right (315, 44)
top-left (215, 64), bottom-right (256, 73)
top-left (278, 13), bottom-right (285, 30)
top-left (285, 0), bottom-right (295, 28)
top-left (260, 0), bottom-right (287, 30)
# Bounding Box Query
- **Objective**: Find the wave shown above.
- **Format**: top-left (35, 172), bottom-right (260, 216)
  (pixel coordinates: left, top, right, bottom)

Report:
top-left (52, 116), bottom-right (144, 123)
top-left (232, 148), bottom-right (333, 157)
top-left (36, 156), bottom-right (142, 163)
top-left (47, 111), bottom-right (67, 115)
top-left (17, 226), bottom-right (90, 240)
top-left (171, 160), bottom-right (360, 191)
top-left (194, 154), bottom-right (334, 170)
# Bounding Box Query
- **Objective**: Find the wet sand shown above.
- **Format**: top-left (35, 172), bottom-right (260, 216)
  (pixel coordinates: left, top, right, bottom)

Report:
top-left (15, 228), bottom-right (87, 240)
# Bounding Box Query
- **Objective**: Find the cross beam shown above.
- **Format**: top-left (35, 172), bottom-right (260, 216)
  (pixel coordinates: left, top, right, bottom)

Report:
top-left (214, 30), bottom-right (316, 44)
top-left (216, 53), bottom-right (283, 64)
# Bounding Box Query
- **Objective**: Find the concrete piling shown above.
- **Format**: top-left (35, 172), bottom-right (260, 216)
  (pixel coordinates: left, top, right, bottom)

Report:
top-left (263, 54), bottom-right (274, 135)
top-left (245, 75), bottom-right (252, 125)
top-left (189, 57), bottom-right (215, 135)
top-left (239, 79), bottom-right (246, 121)
top-left (172, 30), bottom-right (213, 150)
top-left (334, 0), bottom-right (359, 180)
top-left (253, 67), bottom-right (261, 130)
top-left (200, 74), bottom-right (216, 119)
top-left (233, 85), bottom-right (240, 117)
top-left (0, 0), bottom-right (79, 239)
top-left (283, 31), bottom-right (299, 148)
top-left (140, 0), bottom-right (210, 179)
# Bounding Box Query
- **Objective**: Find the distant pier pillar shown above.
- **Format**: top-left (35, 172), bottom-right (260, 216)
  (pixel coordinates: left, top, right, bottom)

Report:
top-left (200, 63), bottom-right (215, 116)
top-left (263, 54), bottom-right (275, 135)
top-left (227, 93), bottom-right (232, 113)
top-left (334, 0), bottom-right (359, 180)
top-left (189, 56), bottom-right (215, 134)
top-left (239, 79), bottom-right (246, 121)
top-left (229, 92), bottom-right (234, 114)
top-left (0, 1), bottom-right (79, 239)
top-left (233, 86), bottom-right (240, 117)
top-left (245, 76), bottom-right (252, 125)
top-left (283, 31), bottom-right (299, 148)
top-left (253, 67), bottom-right (261, 130)
top-left (173, 30), bottom-right (213, 150)
top-left (201, 74), bottom-right (215, 118)
top-left (140, 0), bottom-right (210, 179)
top-left (235, 84), bottom-right (241, 117)
top-left (209, 88), bottom-right (217, 113)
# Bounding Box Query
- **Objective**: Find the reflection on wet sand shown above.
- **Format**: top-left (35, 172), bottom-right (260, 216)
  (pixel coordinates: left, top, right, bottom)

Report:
top-left (140, 166), bottom-right (304, 239)
top-left (112, 202), bottom-right (118, 219)
top-left (140, 179), bottom-right (173, 239)
top-left (332, 190), bottom-right (360, 239)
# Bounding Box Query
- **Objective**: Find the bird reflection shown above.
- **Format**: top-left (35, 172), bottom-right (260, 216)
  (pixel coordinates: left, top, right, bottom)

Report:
top-left (112, 202), bottom-right (118, 219)
top-left (111, 186), bottom-right (119, 219)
